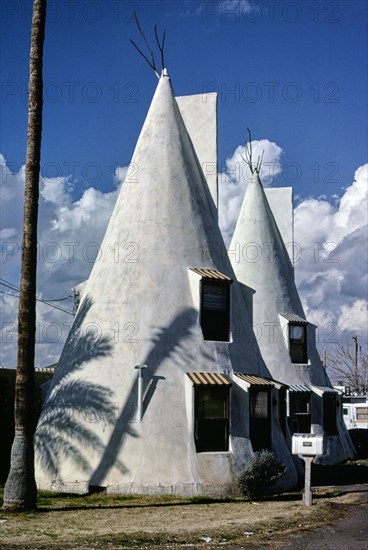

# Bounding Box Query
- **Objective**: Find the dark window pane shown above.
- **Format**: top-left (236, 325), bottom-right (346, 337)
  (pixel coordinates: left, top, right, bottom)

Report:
top-left (289, 324), bottom-right (308, 363)
top-left (250, 391), bottom-right (268, 418)
top-left (288, 392), bottom-right (311, 433)
top-left (290, 393), bottom-right (310, 415)
top-left (201, 282), bottom-right (230, 341)
top-left (203, 284), bottom-right (226, 311)
top-left (196, 419), bottom-right (228, 452)
top-left (195, 387), bottom-right (229, 452)
top-left (290, 325), bottom-right (305, 341)
top-left (249, 389), bottom-right (271, 451)
top-left (197, 388), bottom-right (228, 418)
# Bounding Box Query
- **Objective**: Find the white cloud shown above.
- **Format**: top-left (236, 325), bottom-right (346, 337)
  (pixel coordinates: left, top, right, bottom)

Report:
top-left (294, 163), bottom-right (368, 250)
top-left (0, 293), bottom-right (20, 369)
top-left (0, 156), bottom-right (126, 369)
top-left (41, 176), bottom-right (72, 206)
top-left (217, 0), bottom-right (257, 16)
top-left (195, 0), bottom-right (257, 19)
top-left (50, 187), bottom-right (115, 233)
top-left (0, 228), bottom-right (17, 239)
top-left (1, 149), bottom-right (366, 369)
top-left (338, 300), bottom-right (368, 333)
top-left (294, 164), bottom-right (368, 344)
top-left (114, 165), bottom-right (129, 187)
top-left (217, 145), bottom-right (367, 346)
top-left (334, 164), bottom-right (368, 234)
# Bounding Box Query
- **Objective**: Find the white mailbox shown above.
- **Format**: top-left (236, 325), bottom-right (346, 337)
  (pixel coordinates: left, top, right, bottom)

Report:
top-left (292, 433), bottom-right (325, 456)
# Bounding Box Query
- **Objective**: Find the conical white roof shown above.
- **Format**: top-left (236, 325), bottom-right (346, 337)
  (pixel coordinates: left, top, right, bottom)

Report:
top-left (79, 73), bottom-right (265, 377)
top-left (230, 173), bottom-right (331, 387)
top-left (35, 74), bottom-right (275, 494)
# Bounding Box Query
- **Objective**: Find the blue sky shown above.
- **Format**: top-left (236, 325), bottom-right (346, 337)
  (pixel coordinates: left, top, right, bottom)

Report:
top-left (1, 0), bottom-right (367, 198)
top-left (0, 0), bottom-right (367, 369)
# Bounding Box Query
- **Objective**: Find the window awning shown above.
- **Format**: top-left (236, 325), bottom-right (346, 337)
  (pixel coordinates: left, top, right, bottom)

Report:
top-left (186, 372), bottom-right (232, 386)
top-left (189, 268), bottom-right (233, 283)
top-left (280, 313), bottom-right (308, 325)
top-left (235, 373), bottom-right (274, 386)
top-left (288, 384), bottom-right (311, 392)
top-left (311, 385), bottom-right (338, 397)
top-left (271, 379), bottom-right (289, 390)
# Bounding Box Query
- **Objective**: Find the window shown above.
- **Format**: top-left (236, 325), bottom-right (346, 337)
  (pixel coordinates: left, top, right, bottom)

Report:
top-left (288, 392), bottom-right (311, 433)
top-left (289, 324), bottom-right (308, 363)
top-left (249, 389), bottom-right (271, 451)
top-left (195, 386), bottom-right (229, 452)
top-left (200, 281), bottom-right (230, 341)
top-left (357, 410), bottom-right (368, 420)
top-left (323, 393), bottom-right (337, 435)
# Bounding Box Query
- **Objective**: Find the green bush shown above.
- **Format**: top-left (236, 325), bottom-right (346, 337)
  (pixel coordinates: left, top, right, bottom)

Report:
top-left (237, 450), bottom-right (286, 499)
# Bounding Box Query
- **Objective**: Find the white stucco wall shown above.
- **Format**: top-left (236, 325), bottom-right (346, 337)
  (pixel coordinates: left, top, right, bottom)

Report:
top-left (230, 175), bottom-right (354, 463)
top-left (176, 93), bottom-right (218, 209)
top-left (264, 187), bottom-right (294, 264)
top-left (35, 75), bottom-right (297, 496)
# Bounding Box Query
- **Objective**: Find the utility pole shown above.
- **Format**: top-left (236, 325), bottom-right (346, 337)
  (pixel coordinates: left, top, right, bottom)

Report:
top-left (352, 335), bottom-right (358, 392)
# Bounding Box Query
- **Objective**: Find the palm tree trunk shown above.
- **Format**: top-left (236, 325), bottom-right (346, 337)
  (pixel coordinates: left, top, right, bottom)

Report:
top-left (2, 0), bottom-right (47, 510)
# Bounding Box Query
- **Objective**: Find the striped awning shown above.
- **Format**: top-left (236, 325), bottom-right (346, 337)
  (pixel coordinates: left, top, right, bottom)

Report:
top-left (186, 372), bottom-right (232, 386)
top-left (235, 373), bottom-right (274, 386)
top-left (288, 384), bottom-right (311, 392)
top-left (279, 313), bottom-right (308, 324)
top-left (189, 268), bottom-right (232, 283)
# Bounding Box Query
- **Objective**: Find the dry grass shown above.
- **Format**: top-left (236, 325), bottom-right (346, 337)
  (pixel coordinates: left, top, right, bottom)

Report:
top-left (0, 488), bottom-right (356, 549)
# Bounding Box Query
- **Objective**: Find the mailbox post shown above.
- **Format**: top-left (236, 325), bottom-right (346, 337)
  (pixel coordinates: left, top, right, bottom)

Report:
top-left (292, 433), bottom-right (325, 506)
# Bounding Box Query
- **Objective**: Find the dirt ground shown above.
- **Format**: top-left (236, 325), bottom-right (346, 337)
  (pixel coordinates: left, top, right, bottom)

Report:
top-left (0, 485), bottom-right (367, 550)
top-left (277, 495), bottom-right (368, 550)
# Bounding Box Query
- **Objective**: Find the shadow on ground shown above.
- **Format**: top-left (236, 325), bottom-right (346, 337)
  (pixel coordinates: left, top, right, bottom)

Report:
top-left (24, 495), bottom-right (233, 513)
top-left (312, 461), bottom-right (368, 486)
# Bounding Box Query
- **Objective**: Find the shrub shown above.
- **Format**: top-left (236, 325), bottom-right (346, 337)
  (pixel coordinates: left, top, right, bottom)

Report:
top-left (237, 450), bottom-right (286, 499)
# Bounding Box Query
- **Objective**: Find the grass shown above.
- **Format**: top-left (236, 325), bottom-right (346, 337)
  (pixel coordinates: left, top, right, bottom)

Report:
top-left (0, 460), bottom-right (366, 549)
top-left (0, 489), bottom-right (354, 549)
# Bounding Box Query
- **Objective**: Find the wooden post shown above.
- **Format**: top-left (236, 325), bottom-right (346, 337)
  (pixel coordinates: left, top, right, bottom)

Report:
top-left (352, 336), bottom-right (358, 392)
top-left (302, 456), bottom-right (313, 506)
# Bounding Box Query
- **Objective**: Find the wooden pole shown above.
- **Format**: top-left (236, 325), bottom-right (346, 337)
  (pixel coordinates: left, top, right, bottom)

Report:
top-left (352, 336), bottom-right (358, 392)
top-left (302, 456), bottom-right (313, 506)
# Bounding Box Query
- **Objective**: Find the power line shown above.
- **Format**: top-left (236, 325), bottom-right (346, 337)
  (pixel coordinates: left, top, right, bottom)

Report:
top-left (0, 278), bottom-right (74, 316)
top-left (0, 280), bottom-right (18, 292)
top-left (1, 278), bottom-right (72, 300)
top-left (36, 297), bottom-right (74, 315)
top-left (0, 289), bottom-right (19, 298)
top-left (46, 295), bottom-right (73, 302)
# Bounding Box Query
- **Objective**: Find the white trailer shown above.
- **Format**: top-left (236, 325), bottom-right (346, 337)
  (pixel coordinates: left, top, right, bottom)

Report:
top-left (342, 398), bottom-right (368, 430)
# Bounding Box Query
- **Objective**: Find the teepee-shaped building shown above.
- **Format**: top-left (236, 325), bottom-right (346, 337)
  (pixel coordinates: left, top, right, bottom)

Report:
top-left (229, 173), bottom-right (354, 464)
top-left (35, 73), bottom-right (298, 496)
